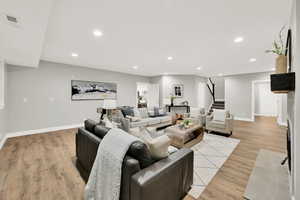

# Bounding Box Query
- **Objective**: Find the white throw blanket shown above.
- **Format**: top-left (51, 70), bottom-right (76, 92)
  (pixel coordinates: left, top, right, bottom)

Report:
top-left (84, 128), bottom-right (140, 200)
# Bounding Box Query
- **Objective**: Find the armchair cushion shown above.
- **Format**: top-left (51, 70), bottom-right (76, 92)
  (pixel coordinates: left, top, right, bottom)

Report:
top-left (213, 109), bottom-right (226, 122)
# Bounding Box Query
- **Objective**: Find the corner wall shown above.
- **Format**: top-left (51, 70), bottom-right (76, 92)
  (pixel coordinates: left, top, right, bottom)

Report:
top-left (6, 61), bottom-right (149, 133)
top-left (224, 72), bottom-right (271, 120)
top-left (0, 62), bottom-right (7, 143)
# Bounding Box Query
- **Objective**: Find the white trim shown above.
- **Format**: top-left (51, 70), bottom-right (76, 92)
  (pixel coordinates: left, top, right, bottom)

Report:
top-left (278, 121), bottom-right (288, 127)
top-left (291, 196), bottom-right (295, 200)
top-left (0, 134), bottom-right (8, 150)
top-left (254, 113), bottom-right (277, 117)
top-left (0, 104), bottom-right (4, 110)
top-left (0, 123), bottom-right (83, 150)
top-left (215, 99), bottom-right (225, 101)
top-left (234, 117), bottom-right (254, 122)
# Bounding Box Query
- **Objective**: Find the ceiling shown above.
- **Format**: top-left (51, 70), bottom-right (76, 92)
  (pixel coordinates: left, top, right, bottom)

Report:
top-left (2, 0), bottom-right (293, 77)
top-left (0, 0), bottom-right (53, 67)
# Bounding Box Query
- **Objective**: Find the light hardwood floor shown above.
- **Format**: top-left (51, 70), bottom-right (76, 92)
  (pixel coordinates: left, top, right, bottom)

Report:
top-left (0, 117), bottom-right (286, 200)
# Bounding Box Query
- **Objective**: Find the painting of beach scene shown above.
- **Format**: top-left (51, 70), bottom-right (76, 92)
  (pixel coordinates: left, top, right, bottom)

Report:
top-left (71, 80), bottom-right (117, 100)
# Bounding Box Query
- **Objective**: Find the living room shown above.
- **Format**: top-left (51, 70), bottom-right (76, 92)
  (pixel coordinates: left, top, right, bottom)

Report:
top-left (0, 0), bottom-right (299, 200)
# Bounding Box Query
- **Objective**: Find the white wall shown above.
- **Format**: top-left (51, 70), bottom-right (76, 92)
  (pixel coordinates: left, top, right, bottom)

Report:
top-left (224, 72), bottom-right (271, 120)
top-left (150, 75), bottom-right (211, 111)
top-left (0, 62), bottom-right (7, 143)
top-left (254, 82), bottom-right (277, 116)
top-left (6, 61), bottom-right (149, 133)
top-left (288, 0), bottom-right (300, 199)
top-left (211, 77), bottom-right (225, 100)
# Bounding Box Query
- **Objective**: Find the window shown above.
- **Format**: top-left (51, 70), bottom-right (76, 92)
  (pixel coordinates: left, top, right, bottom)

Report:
top-left (0, 60), bottom-right (4, 109)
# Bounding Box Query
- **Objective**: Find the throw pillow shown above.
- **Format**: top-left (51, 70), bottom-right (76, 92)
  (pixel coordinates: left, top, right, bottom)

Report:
top-left (213, 109), bottom-right (226, 122)
top-left (147, 135), bottom-right (171, 160)
top-left (133, 107), bottom-right (141, 118)
top-left (138, 108), bottom-right (149, 119)
top-left (158, 108), bottom-right (166, 116)
top-left (120, 106), bottom-right (134, 117)
top-left (138, 127), bottom-right (170, 160)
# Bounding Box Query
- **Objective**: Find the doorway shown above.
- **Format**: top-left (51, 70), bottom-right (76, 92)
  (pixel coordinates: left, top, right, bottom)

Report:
top-left (251, 80), bottom-right (282, 124)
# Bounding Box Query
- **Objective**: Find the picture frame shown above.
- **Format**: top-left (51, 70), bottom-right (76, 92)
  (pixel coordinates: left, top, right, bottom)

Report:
top-left (172, 84), bottom-right (184, 98)
top-left (71, 80), bottom-right (117, 100)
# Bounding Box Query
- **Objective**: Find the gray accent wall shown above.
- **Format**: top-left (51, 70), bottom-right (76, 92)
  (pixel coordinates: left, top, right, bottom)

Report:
top-left (6, 61), bottom-right (149, 133)
top-left (224, 72), bottom-right (271, 120)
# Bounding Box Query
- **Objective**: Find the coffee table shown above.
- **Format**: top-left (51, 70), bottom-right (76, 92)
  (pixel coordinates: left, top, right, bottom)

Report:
top-left (165, 124), bottom-right (204, 148)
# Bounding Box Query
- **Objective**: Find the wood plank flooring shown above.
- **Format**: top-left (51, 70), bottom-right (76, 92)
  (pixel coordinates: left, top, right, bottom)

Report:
top-left (0, 116), bottom-right (286, 200)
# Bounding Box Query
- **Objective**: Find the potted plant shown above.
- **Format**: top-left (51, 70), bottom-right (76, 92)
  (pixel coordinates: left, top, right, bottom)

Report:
top-left (266, 26), bottom-right (287, 74)
top-left (182, 119), bottom-right (192, 129)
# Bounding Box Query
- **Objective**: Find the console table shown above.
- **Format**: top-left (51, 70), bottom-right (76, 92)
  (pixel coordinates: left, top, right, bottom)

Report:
top-left (166, 105), bottom-right (190, 113)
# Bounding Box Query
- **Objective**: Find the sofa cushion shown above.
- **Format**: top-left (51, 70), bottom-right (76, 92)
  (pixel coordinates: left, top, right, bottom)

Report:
top-left (127, 141), bottom-right (154, 168)
top-left (84, 119), bottom-right (98, 133)
top-left (120, 106), bottom-right (134, 117)
top-left (147, 118), bottom-right (161, 126)
top-left (130, 119), bottom-right (150, 128)
top-left (138, 108), bottom-right (149, 118)
top-left (210, 120), bottom-right (226, 129)
top-left (94, 125), bottom-right (110, 139)
top-left (157, 115), bottom-right (172, 123)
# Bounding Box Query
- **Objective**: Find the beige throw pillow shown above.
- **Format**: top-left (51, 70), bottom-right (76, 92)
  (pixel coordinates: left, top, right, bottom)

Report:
top-left (138, 127), bottom-right (170, 160)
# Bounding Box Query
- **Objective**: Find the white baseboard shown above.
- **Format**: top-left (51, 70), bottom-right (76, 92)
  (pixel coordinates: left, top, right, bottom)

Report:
top-left (234, 117), bottom-right (254, 122)
top-left (254, 113), bottom-right (277, 117)
top-left (278, 121), bottom-right (288, 127)
top-left (0, 123), bottom-right (83, 150)
top-left (0, 135), bottom-right (8, 150)
top-left (291, 195), bottom-right (295, 200)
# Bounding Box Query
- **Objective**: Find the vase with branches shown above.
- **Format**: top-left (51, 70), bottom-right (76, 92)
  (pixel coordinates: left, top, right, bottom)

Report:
top-left (265, 26), bottom-right (288, 73)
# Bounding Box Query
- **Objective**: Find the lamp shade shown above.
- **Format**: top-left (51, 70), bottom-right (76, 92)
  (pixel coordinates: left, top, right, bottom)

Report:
top-left (102, 99), bottom-right (117, 109)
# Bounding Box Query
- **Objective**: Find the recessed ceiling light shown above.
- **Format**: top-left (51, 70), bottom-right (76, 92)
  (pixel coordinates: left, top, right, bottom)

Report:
top-left (93, 29), bottom-right (103, 37)
top-left (132, 66), bottom-right (139, 69)
top-left (196, 67), bottom-right (202, 70)
top-left (167, 56), bottom-right (173, 60)
top-left (249, 58), bottom-right (257, 62)
top-left (234, 37), bottom-right (244, 43)
top-left (71, 53), bottom-right (78, 57)
top-left (218, 73), bottom-right (223, 76)
top-left (271, 68), bottom-right (275, 71)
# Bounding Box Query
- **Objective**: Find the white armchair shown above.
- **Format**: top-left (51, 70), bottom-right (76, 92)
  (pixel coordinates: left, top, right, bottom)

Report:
top-left (206, 110), bottom-right (234, 136)
top-left (189, 107), bottom-right (207, 126)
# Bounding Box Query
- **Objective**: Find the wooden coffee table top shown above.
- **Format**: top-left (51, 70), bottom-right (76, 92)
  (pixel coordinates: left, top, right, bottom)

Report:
top-left (166, 124), bottom-right (202, 134)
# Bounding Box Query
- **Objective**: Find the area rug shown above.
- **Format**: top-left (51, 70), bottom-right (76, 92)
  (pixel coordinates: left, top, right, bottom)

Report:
top-left (243, 149), bottom-right (289, 200)
top-left (188, 133), bottom-right (240, 199)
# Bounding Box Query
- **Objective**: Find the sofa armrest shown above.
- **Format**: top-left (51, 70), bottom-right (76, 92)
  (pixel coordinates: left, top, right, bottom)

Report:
top-left (131, 148), bottom-right (193, 200)
top-left (121, 118), bottom-right (131, 132)
top-left (225, 115), bottom-right (234, 131)
top-left (76, 128), bottom-right (101, 180)
top-left (120, 156), bottom-right (141, 200)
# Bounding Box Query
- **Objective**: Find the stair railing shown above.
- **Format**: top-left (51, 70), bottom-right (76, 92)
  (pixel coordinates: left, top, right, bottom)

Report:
top-left (206, 77), bottom-right (215, 103)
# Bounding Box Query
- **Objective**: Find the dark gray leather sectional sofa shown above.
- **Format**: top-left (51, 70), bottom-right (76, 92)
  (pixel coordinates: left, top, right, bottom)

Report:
top-left (76, 120), bottom-right (194, 200)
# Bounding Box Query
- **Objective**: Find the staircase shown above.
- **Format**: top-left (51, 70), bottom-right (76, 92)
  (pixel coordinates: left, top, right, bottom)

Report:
top-left (211, 101), bottom-right (225, 110)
